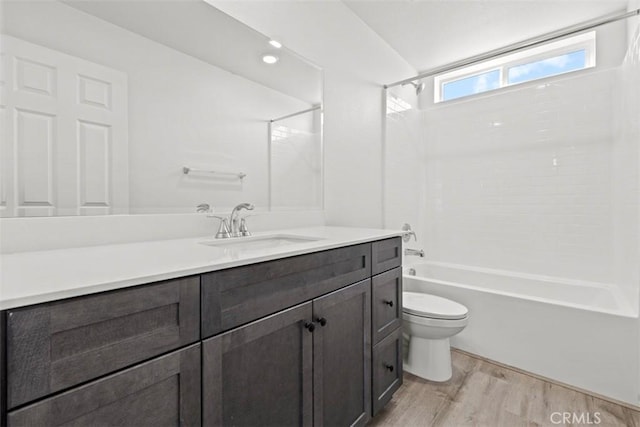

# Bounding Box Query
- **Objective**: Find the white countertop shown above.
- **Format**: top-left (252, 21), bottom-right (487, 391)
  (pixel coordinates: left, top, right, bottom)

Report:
top-left (0, 226), bottom-right (402, 310)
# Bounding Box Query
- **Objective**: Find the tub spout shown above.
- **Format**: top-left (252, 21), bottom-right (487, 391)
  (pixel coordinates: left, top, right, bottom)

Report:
top-left (405, 248), bottom-right (425, 257)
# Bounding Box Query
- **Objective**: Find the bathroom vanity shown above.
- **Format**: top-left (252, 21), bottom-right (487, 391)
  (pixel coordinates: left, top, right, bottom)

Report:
top-left (0, 228), bottom-right (403, 426)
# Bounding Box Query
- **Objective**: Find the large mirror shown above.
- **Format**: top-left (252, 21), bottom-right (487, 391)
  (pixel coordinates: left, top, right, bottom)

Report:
top-left (0, 0), bottom-right (323, 217)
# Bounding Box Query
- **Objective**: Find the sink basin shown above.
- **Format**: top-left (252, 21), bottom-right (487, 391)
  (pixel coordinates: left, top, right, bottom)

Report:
top-left (199, 234), bottom-right (322, 251)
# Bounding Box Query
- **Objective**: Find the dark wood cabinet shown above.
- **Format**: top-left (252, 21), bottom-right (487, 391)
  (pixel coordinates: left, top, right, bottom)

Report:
top-left (8, 344), bottom-right (201, 427)
top-left (0, 238), bottom-right (403, 426)
top-left (6, 276), bottom-right (200, 408)
top-left (312, 280), bottom-right (371, 427)
top-left (202, 302), bottom-right (314, 427)
top-left (201, 243), bottom-right (371, 339)
top-left (1, 312), bottom-right (6, 427)
top-left (202, 280), bottom-right (375, 427)
top-left (372, 328), bottom-right (403, 416)
top-left (372, 238), bottom-right (402, 275)
top-left (370, 243), bottom-right (403, 417)
top-left (372, 267), bottom-right (402, 344)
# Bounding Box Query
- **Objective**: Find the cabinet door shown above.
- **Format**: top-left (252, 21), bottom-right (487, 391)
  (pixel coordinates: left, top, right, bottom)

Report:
top-left (8, 344), bottom-right (201, 427)
top-left (312, 280), bottom-right (371, 427)
top-left (202, 302), bottom-right (313, 427)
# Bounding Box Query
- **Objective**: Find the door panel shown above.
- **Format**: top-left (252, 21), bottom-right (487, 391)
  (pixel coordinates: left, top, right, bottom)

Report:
top-left (312, 280), bottom-right (371, 427)
top-left (203, 302), bottom-right (313, 427)
top-left (0, 35), bottom-right (128, 217)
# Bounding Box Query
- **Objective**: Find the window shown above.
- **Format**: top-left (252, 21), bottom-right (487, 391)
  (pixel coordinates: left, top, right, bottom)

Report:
top-left (435, 31), bottom-right (596, 103)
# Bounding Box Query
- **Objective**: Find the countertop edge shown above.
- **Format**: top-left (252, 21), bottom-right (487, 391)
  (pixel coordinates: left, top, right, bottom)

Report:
top-left (1, 228), bottom-right (404, 310)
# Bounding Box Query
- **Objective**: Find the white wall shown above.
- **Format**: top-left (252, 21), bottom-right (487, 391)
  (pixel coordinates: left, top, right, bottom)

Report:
top-left (210, 1), bottom-right (416, 228)
top-left (2, 1), bottom-right (311, 214)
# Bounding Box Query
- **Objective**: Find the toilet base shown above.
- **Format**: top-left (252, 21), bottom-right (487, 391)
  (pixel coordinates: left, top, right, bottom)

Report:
top-left (404, 335), bottom-right (453, 382)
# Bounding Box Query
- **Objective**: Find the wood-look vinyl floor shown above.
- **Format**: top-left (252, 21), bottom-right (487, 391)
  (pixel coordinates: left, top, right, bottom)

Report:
top-left (370, 349), bottom-right (640, 427)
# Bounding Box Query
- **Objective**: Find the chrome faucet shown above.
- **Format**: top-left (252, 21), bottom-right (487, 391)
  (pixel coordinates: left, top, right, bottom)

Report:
top-left (401, 223), bottom-right (417, 242)
top-left (405, 248), bottom-right (425, 257)
top-left (209, 202), bottom-right (255, 239)
top-left (229, 203), bottom-right (254, 238)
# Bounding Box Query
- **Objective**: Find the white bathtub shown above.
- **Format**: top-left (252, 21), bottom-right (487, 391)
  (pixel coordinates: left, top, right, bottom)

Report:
top-left (403, 261), bottom-right (640, 406)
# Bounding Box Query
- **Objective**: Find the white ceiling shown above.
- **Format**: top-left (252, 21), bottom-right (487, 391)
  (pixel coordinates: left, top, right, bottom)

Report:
top-left (62, 0), bottom-right (322, 104)
top-left (343, 0), bottom-right (629, 73)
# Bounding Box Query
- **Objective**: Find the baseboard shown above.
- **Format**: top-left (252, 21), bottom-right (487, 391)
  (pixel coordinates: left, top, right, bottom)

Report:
top-left (451, 347), bottom-right (640, 413)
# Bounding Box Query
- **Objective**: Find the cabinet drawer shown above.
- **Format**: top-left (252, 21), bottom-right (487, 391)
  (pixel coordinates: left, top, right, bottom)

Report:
top-left (6, 276), bottom-right (200, 408)
top-left (8, 344), bottom-right (201, 427)
top-left (201, 243), bottom-right (371, 338)
top-left (372, 328), bottom-right (403, 416)
top-left (372, 238), bottom-right (402, 275)
top-left (372, 267), bottom-right (402, 344)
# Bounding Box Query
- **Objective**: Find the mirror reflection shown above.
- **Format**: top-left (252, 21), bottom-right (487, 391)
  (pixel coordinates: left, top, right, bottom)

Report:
top-left (269, 106), bottom-right (322, 210)
top-left (0, 0), bottom-right (323, 217)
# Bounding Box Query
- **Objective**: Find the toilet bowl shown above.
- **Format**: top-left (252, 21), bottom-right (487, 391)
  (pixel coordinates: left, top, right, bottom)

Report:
top-left (402, 291), bottom-right (468, 382)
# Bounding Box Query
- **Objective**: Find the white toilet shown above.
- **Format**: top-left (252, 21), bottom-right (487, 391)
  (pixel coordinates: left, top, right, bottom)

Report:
top-left (402, 291), bottom-right (469, 382)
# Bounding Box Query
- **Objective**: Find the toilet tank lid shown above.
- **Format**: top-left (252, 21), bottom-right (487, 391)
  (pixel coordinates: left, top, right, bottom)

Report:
top-left (403, 291), bottom-right (468, 320)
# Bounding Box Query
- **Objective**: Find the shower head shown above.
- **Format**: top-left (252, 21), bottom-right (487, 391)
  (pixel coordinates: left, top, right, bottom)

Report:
top-left (402, 80), bottom-right (426, 95)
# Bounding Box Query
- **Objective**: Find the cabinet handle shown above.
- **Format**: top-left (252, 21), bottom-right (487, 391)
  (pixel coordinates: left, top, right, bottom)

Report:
top-left (384, 364), bottom-right (394, 372)
top-left (315, 317), bottom-right (327, 327)
top-left (304, 322), bottom-right (316, 333)
top-left (383, 300), bottom-right (394, 307)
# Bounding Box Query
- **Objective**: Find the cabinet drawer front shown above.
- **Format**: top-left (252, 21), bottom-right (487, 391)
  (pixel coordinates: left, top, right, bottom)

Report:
top-left (201, 243), bottom-right (371, 338)
top-left (7, 277), bottom-right (200, 408)
top-left (372, 238), bottom-right (402, 275)
top-left (372, 328), bottom-right (403, 416)
top-left (372, 268), bottom-right (402, 344)
top-left (8, 344), bottom-right (201, 427)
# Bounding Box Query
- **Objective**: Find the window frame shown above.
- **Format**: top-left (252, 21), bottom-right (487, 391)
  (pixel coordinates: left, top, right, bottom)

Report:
top-left (434, 31), bottom-right (596, 103)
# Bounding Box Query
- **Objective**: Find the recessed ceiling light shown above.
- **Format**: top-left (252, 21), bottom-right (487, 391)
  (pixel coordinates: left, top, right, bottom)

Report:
top-left (262, 54), bottom-right (279, 64)
top-left (269, 39), bottom-right (282, 49)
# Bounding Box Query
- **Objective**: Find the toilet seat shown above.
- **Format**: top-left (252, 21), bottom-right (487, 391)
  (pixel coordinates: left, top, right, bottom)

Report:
top-left (402, 311), bottom-right (468, 328)
top-left (403, 291), bottom-right (468, 320)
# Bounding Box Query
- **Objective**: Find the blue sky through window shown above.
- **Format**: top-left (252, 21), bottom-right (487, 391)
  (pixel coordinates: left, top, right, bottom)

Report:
top-left (507, 50), bottom-right (586, 84)
top-left (435, 32), bottom-right (595, 103)
top-left (442, 69), bottom-right (500, 101)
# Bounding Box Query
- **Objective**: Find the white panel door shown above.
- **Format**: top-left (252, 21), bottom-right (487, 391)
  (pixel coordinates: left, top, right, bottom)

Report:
top-left (0, 35), bottom-right (128, 217)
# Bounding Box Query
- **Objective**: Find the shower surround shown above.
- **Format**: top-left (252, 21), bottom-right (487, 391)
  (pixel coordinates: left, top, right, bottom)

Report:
top-left (385, 24), bottom-right (640, 405)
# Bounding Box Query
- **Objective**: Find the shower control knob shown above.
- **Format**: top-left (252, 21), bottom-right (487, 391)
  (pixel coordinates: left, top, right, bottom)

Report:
top-left (384, 364), bottom-right (394, 372)
top-left (304, 322), bottom-right (315, 333)
top-left (384, 300), bottom-right (394, 307)
top-left (315, 317), bottom-right (327, 326)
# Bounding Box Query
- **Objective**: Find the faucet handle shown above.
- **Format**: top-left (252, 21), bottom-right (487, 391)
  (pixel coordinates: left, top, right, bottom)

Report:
top-left (196, 203), bottom-right (211, 213)
top-left (401, 223), bottom-right (417, 242)
top-left (239, 217), bottom-right (251, 237)
top-left (209, 216), bottom-right (231, 239)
